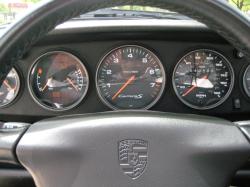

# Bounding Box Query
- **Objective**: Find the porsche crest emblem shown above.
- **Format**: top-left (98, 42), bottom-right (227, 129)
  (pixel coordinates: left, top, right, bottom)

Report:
top-left (118, 139), bottom-right (148, 179)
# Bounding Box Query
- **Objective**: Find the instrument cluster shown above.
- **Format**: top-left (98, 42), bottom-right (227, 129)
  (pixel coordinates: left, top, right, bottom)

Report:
top-left (0, 44), bottom-right (249, 112)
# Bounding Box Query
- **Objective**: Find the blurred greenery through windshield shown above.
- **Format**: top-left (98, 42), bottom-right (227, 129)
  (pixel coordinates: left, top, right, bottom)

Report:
top-left (0, 0), bottom-right (249, 25)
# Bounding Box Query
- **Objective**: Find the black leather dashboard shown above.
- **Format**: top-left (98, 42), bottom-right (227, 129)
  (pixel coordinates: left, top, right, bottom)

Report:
top-left (0, 20), bottom-right (249, 123)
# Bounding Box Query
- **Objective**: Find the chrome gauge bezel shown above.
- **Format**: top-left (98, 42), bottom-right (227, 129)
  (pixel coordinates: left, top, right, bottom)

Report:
top-left (243, 64), bottom-right (250, 98)
top-left (95, 45), bottom-right (166, 110)
top-left (172, 49), bottom-right (235, 110)
top-left (0, 68), bottom-right (21, 108)
top-left (28, 51), bottom-right (89, 112)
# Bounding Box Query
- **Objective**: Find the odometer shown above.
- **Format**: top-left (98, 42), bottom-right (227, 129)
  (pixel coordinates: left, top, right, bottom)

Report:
top-left (96, 45), bottom-right (166, 110)
top-left (173, 49), bottom-right (234, 110)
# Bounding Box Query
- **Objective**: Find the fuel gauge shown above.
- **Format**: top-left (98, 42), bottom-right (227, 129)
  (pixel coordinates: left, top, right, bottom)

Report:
top-left (0, 68), bottom-right (20, 107)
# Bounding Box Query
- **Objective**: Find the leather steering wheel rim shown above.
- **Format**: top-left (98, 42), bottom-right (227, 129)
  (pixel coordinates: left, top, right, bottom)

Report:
top-left (0, 0), bottom-right (249, 187)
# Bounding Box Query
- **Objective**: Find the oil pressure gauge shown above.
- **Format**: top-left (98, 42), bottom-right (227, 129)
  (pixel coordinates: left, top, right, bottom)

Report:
top-left (29, 51), bottom-right (89, 111)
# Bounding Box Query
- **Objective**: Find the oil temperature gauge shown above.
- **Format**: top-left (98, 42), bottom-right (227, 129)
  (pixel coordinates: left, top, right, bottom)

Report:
top-left (29, 51), bottom-right (89, 111)
top-left (0, 68), bottom-right (20, 107)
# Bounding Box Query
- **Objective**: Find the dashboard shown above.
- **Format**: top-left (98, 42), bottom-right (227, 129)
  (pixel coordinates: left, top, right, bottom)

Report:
top-left (0, 19), bottom-right (250, 123)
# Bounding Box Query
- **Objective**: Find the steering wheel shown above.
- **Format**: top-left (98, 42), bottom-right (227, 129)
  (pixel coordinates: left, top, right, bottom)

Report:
top-left (0, 0), bottom-right (250, 187)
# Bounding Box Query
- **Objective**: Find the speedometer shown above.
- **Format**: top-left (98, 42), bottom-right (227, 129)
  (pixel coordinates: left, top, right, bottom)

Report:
top-left (96, 45), bottom-right (166, 110)
top-left (173, 49), bottom-right (234, 110)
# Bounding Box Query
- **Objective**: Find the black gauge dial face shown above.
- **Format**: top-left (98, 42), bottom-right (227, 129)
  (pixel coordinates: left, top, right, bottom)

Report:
top-left (173, 49), bottom-right (234, 110)
top-left (0, 68), bottom-right (20, 107)
top-left (96, 45), bottom-right (166, 110)
top-left (243, 65), bottom-right (250, 98)
top-left (29, 51), bottom-right (89, 111)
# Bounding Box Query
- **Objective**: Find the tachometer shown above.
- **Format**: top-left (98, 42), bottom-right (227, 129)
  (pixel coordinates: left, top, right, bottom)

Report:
top-left (96, 45), bottom-right (166, 110)
top-left (29, 51), bottom-right (89, 111)
top-left (0, 68), bottom-right (20, 107)
top-left (173, 49), bottom-right (234, 110)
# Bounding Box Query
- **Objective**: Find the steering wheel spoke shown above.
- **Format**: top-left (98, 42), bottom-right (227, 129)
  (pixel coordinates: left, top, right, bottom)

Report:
top-left (0, 122), bottom-right (29, 164)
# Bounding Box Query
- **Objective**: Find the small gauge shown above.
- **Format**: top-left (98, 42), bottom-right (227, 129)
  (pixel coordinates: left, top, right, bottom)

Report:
top-left (96, 45), bottom-right (166, 110)
top-left (243, 65), bottom-right (250, 97)
top-left (29, 51), bottom-right (89, 111)
top-left (173, 49), bottom-right (234, 110)
top-left (0, 68), bottom-right (20, 107)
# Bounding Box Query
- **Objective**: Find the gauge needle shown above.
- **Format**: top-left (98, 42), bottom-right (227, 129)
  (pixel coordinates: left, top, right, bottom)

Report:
top-left (66, 78), bottom-right (78, 91)
top-left (3, 80), bottom-right (14, 90)
top-left (112, 75), bottom-right (136, 100)
top-left (41, 78), bottom-right (52, 92)
top-left (182, 75), bottom-right (208, 97)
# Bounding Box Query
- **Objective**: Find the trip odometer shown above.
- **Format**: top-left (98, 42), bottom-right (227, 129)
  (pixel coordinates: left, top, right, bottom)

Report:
top-left (96, 45), bottom-right (166, 110)
top-left (173, 49), bottom-right (234, 110)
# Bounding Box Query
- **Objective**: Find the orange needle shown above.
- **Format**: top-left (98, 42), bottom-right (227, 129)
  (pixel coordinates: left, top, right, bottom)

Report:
top-left (3, 80), bottom-right (13, 90)
top-left (112, 75), bottom-right (136, 100)
top-left (182, 75), bottom-right (208, 97)
top-left (67, 78), bottom-right (78, 91)
top-left (182, 85), bottom-right (197, 97)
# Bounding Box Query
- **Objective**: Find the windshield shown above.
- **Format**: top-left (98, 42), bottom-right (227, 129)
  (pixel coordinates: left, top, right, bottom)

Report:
top-left (0, 0), bottom-right (248, 26)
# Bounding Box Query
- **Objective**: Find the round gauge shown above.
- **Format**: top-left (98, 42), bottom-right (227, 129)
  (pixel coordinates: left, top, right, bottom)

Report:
top-left (243, 65), bottom-right (250, 97)
top-left (0, 68), bottom-right (20, 107)
top-left (29, 51), bottom-right (89, 111)
top-left (173, 49), bottom-right (234, 110)
top-left (96, 45), bottom-right (166, 110)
